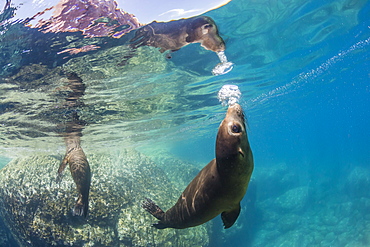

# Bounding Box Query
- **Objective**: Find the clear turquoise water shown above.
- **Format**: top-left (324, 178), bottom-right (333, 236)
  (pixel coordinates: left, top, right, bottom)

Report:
top-left (1, 0), bottom-right (370, 246)
top-left (175, 1), bottom-right (370, 246)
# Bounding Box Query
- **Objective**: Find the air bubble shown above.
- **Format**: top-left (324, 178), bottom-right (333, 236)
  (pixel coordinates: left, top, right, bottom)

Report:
top-left (212, 51), bottom-right (234, 75)
top-left (217, 84), bottom-right (241, 106)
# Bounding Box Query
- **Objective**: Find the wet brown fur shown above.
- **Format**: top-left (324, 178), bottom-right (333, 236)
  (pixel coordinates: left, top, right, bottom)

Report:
top-left (57, 73), bottom-right (91, 218)
top-left (143, 103), bottom-right (253, 229)
top-left (58, 141), bottom-right (91, 217)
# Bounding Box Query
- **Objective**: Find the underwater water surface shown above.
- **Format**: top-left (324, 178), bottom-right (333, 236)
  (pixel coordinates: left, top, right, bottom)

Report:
top-left (1, 0), bottom-right (370, 246)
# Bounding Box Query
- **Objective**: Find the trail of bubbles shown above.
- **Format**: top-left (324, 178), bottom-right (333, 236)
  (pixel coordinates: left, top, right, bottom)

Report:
top-left (248, 36), bottom-right (370, 107)
top-left (212, 51), bottom-right (234, 75)
top-left (217, 84), bottom-right (241, 106)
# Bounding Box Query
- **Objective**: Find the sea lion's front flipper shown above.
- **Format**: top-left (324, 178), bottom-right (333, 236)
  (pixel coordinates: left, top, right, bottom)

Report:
top-left (221, 204), bottom-right (241, 229)
top-left (142, 198), bottom-right (165, 220)
top-left (142, 198), bottom-right (172, 228)
top-left (58, 155), bottom-right (69, 174)
top-left (56, 154), bottom-right (69, 182)
top-left (130, 26), bottom-right (152, 49)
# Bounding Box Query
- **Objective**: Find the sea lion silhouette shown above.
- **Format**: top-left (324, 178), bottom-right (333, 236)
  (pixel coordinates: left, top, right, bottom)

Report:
top-left (143, 103), bottom-right (254, 229)
top-left (130, 16), bottom-right (225, 53)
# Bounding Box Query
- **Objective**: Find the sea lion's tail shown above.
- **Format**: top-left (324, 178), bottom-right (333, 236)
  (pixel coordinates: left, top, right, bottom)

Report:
top-left (142, 198), bottom-right (169, 228)
top-left (73, 194), bottom-right (89, 218)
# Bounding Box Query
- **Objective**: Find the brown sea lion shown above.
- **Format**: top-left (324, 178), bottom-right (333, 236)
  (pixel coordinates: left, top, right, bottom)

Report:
top-left (58, 138), bottom-right (91, 217)
top-left (57, 73), bottom-right (91, 218)
top-left (130, 16), bottom-right (225, 53)
top-left (143, 103), bottom-right (254, 229)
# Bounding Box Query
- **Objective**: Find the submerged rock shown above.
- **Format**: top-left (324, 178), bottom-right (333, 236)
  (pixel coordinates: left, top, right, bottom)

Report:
top-left (275, 186), bottom-right (309, 212)
top-left (0, 149), bottom-right (209, 246)
top-left (254, 163), bottom-right (300, 200)
top-left (344, 166), bottom-right (370, 198)
top-left (139, 149), bottom-right (202, 189)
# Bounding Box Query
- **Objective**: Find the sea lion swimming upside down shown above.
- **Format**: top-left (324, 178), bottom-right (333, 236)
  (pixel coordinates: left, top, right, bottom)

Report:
top-left (143, 103), bottom-right (254, 229)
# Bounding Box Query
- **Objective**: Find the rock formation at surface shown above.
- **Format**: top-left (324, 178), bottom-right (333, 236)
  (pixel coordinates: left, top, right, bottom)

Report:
top-left (0, 149), bottom-right (209, 246)
top-left (0, 0), bottom-right (142, 77)
top-left (33, 0), bottom-right (142, 38)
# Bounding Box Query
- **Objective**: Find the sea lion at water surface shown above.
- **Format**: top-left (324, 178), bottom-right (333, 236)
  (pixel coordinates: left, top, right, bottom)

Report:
top-left (143, 103), bottom-right (254, 229)
top-left (130, 16), bottom-right (225, 53)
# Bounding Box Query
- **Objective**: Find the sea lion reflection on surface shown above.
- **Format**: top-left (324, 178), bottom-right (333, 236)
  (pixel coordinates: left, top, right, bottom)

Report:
top-left (143, 103), bottom-right (254, 229)
top-left (130, 16), bottom-right (225, 53)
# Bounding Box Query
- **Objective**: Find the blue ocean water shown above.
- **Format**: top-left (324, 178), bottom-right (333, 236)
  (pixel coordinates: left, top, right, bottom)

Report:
top-left (0, 0), bottom-right (370, 246)
top-left (165, 0), bottom-right (370, 246)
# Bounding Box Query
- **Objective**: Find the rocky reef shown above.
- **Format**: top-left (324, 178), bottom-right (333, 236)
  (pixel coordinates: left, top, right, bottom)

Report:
top-left (0, 149), bottom-right (209, 246)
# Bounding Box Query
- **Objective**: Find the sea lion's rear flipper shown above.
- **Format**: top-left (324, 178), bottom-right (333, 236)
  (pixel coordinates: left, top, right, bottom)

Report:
top-left (73, 194), bottom-right (89, 217)
top-left (221, 204), bottom-right (241, 229)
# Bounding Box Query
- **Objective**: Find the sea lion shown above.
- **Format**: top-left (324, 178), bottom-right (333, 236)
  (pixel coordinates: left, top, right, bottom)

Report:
top-left (143, 103), bottom-right (253, 229)
top-left (130, 16), bottom-right (225, 53)
top-left (57, 73), bottom-right (91, 218)
top-left (58, 138), bottom-right (91, 217)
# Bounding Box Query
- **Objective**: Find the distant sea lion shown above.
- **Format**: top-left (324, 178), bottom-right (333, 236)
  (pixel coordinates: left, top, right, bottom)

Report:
top-left (130, 16), bottom-right (225, 53)
top-left (57, 73), bottom-right (91, 218)
top-left (58, 139), bottom-right (91, 217)
top-left (143, 103), bottom-right (254, 229)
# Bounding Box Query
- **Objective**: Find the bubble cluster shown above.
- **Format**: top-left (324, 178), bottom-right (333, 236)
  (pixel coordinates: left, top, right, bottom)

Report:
top-left (212, 51), bottom-right (234, 75)
top-left (217, 84), bottom-right (241, 106)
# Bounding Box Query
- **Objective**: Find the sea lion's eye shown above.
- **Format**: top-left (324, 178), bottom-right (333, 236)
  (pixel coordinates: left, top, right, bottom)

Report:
top-left (231, 124), bottom-right (241, 133)
top-left (204, 24), bottom-right (213, 29)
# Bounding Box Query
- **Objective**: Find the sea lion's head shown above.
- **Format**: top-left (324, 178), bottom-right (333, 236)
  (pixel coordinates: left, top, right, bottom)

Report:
top-left (216, 103), bottom-right (250, 164)
top-left (185, 16), bottom-right (225, 52)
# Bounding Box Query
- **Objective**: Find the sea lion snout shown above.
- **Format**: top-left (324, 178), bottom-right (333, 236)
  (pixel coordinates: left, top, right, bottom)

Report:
top-left (200, 35), bottom-right (225, 52)
top-left (187, 16), bottom-right (226, 52)
top-left (225, 103), bottom-right (246, 131)
top-left (217, 103), bottom-right (248, 160)
top-left (226, 103), bottom-right (244, 119)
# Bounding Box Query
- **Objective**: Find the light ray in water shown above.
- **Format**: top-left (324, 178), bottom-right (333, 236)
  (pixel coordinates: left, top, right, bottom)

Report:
top-left (247, 36), bottom-right (370, 108)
